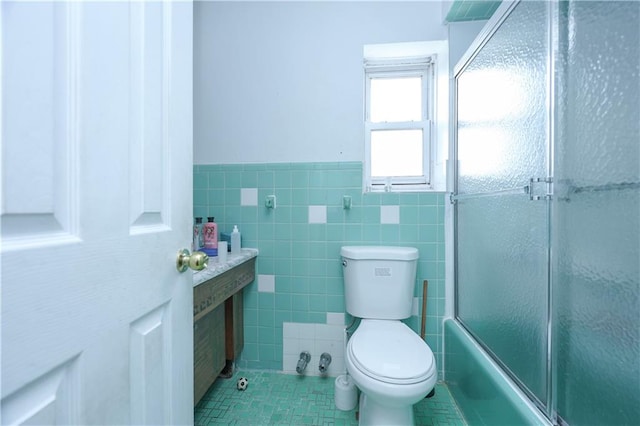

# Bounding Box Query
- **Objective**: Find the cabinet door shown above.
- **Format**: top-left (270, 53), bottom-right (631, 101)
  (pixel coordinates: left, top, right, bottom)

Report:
top-left (194, 304), bottom-right (226, 405)
top-left (226, 291), bottom-right (245, 361)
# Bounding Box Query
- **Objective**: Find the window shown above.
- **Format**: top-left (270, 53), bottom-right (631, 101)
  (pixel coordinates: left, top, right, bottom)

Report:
top-left (363, 41), bottom-right (445, 192)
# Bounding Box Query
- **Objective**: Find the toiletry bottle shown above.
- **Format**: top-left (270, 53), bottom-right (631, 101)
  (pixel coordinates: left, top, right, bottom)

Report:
top-left (231, 225), bottom-right (241, 254)
top-left (203, 217), bottom-right (218, 256)
top-left (193, 217), bottom-right (203, 251)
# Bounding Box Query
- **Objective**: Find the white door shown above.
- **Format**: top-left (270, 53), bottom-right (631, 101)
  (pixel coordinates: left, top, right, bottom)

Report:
top-left (1, 1), bottom-right (194, 424)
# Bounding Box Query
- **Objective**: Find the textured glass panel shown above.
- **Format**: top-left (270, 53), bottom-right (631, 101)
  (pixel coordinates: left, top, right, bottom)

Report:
top-left (371, 129), bottom-right (422, 177)
top-left (455, 0), bottom-right (550, 406)
top-left (457, 195), bottom-right (548, 403)
top-left (456, 1), bottom-right (548, 194)
top-left (553, 2), bottom-right (640, 424)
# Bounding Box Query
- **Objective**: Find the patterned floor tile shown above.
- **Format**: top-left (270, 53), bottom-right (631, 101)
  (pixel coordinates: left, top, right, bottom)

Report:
top-left (195, 370), bottom-right (466, 425)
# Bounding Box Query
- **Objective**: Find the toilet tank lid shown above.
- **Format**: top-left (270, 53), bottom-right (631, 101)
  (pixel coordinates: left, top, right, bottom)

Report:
top-left (340, 246), bottom-right (418, 261)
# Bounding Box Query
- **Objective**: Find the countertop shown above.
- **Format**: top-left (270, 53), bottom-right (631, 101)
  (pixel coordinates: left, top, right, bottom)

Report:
top-left (192, 248), bottom-right (258, 287)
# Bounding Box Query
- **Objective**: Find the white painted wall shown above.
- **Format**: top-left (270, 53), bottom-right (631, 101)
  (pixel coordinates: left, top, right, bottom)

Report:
top-left (194, 1), bottom-right (447, 165)
top-left (448, 20), bottom-right (488, 71)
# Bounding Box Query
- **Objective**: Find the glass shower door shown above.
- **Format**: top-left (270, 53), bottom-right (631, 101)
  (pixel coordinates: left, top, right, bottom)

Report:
top-left (553, 1), bottom-right (640, 424)
top-left (454, 1), bottom-right (551, 407)
top-left (455, 0), bottom-right (640, 423)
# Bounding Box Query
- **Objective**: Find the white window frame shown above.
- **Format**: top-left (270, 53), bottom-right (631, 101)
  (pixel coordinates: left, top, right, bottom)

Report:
top-left (365, 64), bottom-right (433, 191)
top-left (363, 41), bottom-right (448, 193)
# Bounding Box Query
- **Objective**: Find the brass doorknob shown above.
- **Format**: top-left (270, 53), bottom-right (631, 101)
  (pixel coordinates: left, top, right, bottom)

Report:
top-left (176, 249), bottom-right (209, 273)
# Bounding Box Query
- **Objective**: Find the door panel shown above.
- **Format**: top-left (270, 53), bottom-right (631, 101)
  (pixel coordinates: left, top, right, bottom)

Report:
top-left (456, 195), bottom-right (548, 401)
top-left (129, 0), bottom-right (170, 232)
top-left (553, 1), bottom-right (640, 424)
top-left (455, 0), bottom-right (550, 406)
top-left (1, 358), bottom-right (80, 425)
top-left (1, 1), bottom-right (79, 245)
top-left (456, 1), bottom-right (548, 196)
top-left (130, 303), bottom-right (172, 425)
top-left (1, 1), bottom-right (193, 424)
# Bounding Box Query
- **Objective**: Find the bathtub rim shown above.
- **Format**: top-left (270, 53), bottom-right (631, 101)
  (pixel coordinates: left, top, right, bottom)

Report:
top-left (443, 318), bottom-right (552, 426)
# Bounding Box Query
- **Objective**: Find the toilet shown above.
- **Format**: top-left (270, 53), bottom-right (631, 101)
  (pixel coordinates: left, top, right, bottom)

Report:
top-left (341, 246), bottom-right (437, 426)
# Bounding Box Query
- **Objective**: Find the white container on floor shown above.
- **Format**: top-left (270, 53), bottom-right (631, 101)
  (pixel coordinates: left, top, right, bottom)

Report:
top-left (335, 374), bottom-right (358, 411)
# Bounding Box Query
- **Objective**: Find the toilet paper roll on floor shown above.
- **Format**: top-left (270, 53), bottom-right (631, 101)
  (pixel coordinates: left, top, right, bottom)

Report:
top-left (334, 374), bottom-right (357, 411)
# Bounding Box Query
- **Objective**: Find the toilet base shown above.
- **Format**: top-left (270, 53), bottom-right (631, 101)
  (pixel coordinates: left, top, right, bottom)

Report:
top-left (358, 392), bottom-right (414, 426)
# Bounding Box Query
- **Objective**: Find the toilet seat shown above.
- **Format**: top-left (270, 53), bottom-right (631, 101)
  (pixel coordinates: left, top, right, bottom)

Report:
top-left (348, 320), bottom-right (435, 385)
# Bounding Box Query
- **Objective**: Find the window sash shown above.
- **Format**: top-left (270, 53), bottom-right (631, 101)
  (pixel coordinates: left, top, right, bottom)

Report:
top-left (364, 121), bottom-right (432, 190)
top-left (365, 69), bottom-right (430, 123)
top-left (364, 66), bottom-right (433, 191)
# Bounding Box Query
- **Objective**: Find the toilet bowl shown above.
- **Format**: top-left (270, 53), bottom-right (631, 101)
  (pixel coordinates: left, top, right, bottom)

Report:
top-left (340, 246), bottom-right (437, 425)
top-left (345, 319), bottom-right (437, 425)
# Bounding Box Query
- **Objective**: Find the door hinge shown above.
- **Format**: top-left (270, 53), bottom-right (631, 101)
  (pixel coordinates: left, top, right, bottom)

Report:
top-left (526, 177), bottom-right (553, 201)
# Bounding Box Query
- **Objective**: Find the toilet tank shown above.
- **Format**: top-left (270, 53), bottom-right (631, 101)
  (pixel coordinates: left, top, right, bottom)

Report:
top-left (341, 246), bottom-right (419, 319)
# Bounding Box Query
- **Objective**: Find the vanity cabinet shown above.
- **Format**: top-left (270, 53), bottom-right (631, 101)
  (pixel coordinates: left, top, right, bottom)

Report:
top-left (193, 303), bottom-right (225, 404)
top-left (225, 292), bottom-right (244, 362)
top-left (193, 256), bottom-right (256, 405)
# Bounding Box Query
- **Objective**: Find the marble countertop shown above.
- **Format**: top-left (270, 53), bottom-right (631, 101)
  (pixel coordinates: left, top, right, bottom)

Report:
top-left (192, 248), bottom-right (258, 287)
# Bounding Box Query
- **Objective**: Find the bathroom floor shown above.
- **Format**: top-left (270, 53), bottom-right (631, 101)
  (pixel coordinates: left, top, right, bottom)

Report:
top-left (195, 370), bottom-right (467, 425)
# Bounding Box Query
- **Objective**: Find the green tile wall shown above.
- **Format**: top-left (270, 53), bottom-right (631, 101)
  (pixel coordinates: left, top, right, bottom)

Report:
top-left (194, 162), bottom-right (446, 377)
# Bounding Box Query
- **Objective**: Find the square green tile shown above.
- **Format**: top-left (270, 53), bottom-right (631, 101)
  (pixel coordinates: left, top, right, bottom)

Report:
top-left (241, 170), bottom-right (258, 187)
top-left (274, 293), bottom-right (291, 311)
top-left (257, 170), bottom-right (275, 189)
top-left (193, 189), bottom-right (207, 205)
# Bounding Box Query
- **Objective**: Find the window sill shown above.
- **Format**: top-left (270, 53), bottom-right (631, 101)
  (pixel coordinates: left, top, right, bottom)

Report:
top-left (365, 184), bottom-right (440, 193)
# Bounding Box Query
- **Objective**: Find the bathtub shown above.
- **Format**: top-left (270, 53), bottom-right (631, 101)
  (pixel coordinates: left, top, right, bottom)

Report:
top-left (444, 319), bottom-right (550, 425)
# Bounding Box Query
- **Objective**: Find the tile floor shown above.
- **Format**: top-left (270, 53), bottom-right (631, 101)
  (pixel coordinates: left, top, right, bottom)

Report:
top-left (195, 370), bottom-right (466, 425)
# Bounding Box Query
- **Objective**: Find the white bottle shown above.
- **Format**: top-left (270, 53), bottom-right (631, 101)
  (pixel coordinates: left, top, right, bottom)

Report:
top-left (231, 225), bottom-right (241, 254)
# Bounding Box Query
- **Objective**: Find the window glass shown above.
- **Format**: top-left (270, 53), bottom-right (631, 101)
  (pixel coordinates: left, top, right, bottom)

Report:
top-left (370, 77), bottom-right (422, 122)
top-left (370, 129), bottom-right (423, 177)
